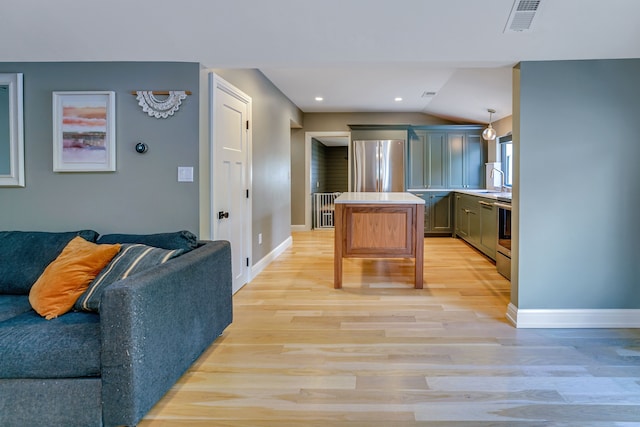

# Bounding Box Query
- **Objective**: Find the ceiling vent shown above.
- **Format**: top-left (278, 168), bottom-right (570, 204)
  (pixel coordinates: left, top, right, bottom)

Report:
top-left (504, 0), bottom-right (542, 32)
top-left (421, 91), bottom-right (437, 98)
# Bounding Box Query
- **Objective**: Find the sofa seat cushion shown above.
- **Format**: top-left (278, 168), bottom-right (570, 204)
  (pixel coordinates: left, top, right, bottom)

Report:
top-left (0, 230), bottom-right (99, 295)
top-left (0, 295), bottom-right (32, 322)
top-left (0, 311), bottom-right (101, 379)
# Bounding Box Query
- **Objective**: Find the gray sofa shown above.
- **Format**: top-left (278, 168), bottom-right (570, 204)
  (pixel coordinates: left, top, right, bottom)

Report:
top-left (0, 230), bottom-right (233, 427)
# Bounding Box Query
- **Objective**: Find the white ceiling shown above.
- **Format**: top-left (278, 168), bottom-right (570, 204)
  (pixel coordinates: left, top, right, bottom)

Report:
top-left (2, 0), bottom-right (640, 123)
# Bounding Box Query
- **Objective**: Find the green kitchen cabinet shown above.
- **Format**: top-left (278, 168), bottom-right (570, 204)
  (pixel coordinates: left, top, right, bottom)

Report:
top-left (426, 132), bottom-right (447, 189)
top-left (455, 193), bottom-right (478, 243)
top-left (408, 127), bottom-right (485, 190)
top-left (478, 199), bottom-right (496, 259)
top-left (411, 191), bottom-right (453, 236)
top-left (411, 191), bottom-right (430, 232)
top-left (430, 192), bottom-right (452, 234)
top-left (408, 130), bottom-right (446, 189)
top-left (407, 131), bottom-right (426, 189)
top-left (455, 193), bottom-right (497, 260)
top-left (447, 132), bottom-right (484, 189)
top-left (466, 198), bottom-right (481, 247)
top-left (454, 194), bottom-right (468, 238)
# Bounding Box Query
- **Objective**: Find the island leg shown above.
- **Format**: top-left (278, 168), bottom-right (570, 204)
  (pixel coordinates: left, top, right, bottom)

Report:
top-left (415, 203), bottom-right (424, 289)
top-left (334, 203), bottom-right (343, 289)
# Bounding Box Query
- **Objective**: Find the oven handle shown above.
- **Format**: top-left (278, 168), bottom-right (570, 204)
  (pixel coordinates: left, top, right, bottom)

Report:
top-left (494, 202), bottom-right (512, 210)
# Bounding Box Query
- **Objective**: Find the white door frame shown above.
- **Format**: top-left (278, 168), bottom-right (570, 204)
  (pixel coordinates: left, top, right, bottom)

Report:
top-left (209, 73), bottom-right (252, 291)
top-left (302, 131), bottom-right (351, 231)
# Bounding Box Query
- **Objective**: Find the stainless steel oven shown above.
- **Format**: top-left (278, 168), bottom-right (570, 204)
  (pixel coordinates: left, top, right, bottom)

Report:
top-left (494, 201), bottom-right (512, 280)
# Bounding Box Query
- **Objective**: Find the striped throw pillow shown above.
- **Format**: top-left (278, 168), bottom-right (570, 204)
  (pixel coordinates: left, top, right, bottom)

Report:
top-left (74, 243), bottom-right (183, 313)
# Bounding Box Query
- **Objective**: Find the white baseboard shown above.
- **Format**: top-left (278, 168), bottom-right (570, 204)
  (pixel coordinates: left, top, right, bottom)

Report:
top-left (291, 224), bottom-right (309, 232)
top-left (250, 236), bottom-right (293, 281)
top-left (507, 303), bottom-right (640, 328)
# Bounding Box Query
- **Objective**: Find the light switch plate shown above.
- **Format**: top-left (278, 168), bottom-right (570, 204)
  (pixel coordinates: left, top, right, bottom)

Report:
top-left (178, 166), bottom-right (194, 182)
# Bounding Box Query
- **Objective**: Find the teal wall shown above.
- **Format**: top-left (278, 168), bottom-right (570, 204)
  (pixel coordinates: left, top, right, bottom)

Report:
top-left (516, 59), bottom-right (640, 309)
top-left (0, 86), bottom-right (9, 174)
top-left (0, 62), bottom-right (200, 235)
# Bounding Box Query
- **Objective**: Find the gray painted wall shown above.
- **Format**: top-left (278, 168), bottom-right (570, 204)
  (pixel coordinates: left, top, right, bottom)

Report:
top-left (0, 62), bottom-right (200, 234)
top-left (210, 69), bottom-right (302, 264)
top-left (291, 112), bottom-right (457, 225)
top-left (516, 59), bottom-right (640, 309)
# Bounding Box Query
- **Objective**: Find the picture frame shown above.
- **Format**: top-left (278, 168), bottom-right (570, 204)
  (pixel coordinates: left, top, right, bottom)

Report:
top-left (52, 91), bottom-right (116, 172)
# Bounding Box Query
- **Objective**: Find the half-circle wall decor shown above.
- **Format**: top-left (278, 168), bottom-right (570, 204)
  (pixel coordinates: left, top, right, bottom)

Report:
top-left (132, 90), bottom-right (191, 119)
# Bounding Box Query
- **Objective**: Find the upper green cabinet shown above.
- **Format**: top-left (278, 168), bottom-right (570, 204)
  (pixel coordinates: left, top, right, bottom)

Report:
top-left (447, 132), bottom-right (484, 189)
top-left (408, 127), bottom-right (485, 190)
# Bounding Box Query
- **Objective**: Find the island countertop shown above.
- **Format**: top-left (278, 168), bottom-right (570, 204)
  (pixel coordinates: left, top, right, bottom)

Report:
top-left (335, 192), bottom-right (425, 205)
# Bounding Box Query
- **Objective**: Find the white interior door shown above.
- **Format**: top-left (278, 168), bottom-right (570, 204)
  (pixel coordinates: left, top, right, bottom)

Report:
top-left (211, 73), bottom-right (252, 293)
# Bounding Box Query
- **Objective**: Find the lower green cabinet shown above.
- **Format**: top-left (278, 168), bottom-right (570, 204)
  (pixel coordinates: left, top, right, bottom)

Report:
top-left (456, 194), bottom-right (480, 245)
top-left (478, 200), bottom-right (496, 259)
top-left (454, 194), bottom-right (468, 238)
top-left (454, 193), bottom-right (497, 260)
top-left (412, 191), bottom-right (453, 236)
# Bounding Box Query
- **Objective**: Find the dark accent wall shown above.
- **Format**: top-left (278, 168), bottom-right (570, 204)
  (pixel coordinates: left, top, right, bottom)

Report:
top-left (311, 139), bottom-right (348, 194)
top-left (325, 146), bottom-right (348, 192)
top-left (0, 62), bottom-right (200, 235)
top-left (311, 138), bottom-right (328, 193)
top-left (515, 59), bottom-right (640, 310)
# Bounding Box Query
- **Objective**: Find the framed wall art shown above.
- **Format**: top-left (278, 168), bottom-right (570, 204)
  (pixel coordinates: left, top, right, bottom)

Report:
top-left (52, 91), bottom-right (116, 172)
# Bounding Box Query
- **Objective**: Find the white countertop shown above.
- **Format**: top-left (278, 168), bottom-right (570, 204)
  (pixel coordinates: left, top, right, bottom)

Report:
top-left (454, 189), bottom-right (512, 201)
top-left (335, 192), bottom-right (425, 204)
top-left (408, 188), bottom-right (512, 202)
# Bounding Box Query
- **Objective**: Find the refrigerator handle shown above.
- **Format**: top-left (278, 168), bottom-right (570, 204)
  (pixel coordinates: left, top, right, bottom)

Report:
top-left (377, 142), bottom-right (382, 192)
top-left (378, 141), bottom-right (385, 192)
top-left (354, 144), bottom-right (360, 191)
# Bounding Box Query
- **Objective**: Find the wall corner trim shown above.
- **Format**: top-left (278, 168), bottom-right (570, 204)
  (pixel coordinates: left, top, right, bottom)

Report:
top-left (507, 303), bottom-right (640, 328)
top-left (248, 236), bottom-right (293, 287)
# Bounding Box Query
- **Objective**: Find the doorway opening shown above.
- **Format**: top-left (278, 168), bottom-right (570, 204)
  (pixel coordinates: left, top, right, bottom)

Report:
top-left (303, 131), bottom-right (350, 230)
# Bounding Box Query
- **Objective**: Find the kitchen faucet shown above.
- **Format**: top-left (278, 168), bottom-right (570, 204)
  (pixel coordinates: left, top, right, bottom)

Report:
top-left (490, 168), bottom-right (505, 192)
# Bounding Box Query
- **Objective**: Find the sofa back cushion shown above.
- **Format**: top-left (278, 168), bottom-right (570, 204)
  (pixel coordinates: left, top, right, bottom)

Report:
top-left (0, 230), bottom-right (99, 295)
top-left (96, 230), bottom-right (198, 252)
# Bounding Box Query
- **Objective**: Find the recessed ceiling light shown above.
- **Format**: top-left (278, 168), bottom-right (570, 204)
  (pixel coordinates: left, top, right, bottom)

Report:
top-left (394, 97), bottom-right (403, 102)
top-left (315, 96), bottom-right (323, 101)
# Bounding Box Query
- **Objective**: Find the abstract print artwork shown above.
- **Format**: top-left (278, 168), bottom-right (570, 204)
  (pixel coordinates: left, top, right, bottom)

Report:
top-left (52, 91), bottom-right (116, 172)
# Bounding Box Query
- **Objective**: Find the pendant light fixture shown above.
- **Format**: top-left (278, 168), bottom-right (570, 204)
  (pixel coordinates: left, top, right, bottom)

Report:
top-left (482, 108), bottom-right (497, 141)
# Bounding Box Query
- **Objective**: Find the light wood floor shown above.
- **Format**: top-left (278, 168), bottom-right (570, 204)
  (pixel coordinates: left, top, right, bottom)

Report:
top-left (141, 231), bottom-right (640, 426)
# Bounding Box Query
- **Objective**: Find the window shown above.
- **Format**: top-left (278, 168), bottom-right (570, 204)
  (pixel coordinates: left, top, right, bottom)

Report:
top-left (499, 135), bottom-right (513, 187)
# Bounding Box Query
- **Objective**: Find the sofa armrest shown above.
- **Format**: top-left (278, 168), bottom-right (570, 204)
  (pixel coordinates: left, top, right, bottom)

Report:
top-left (99, 240), bottom-right (232, 427)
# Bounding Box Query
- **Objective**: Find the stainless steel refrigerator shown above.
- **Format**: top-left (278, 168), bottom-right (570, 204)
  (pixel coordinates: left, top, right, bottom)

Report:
top-left (352, 139), bottom-right (405, 192)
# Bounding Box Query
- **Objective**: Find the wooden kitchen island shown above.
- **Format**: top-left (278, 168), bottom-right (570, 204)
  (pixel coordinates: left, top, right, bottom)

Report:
top-left (334, 192), bottom-right (425, 289)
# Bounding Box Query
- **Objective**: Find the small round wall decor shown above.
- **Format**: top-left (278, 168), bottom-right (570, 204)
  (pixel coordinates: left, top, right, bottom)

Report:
top-left (135, 90), bottom-right (188, 119)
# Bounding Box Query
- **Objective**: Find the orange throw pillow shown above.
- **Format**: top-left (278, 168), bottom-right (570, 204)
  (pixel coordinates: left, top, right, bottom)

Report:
top-left (29, 236), bottom-right (121, 320)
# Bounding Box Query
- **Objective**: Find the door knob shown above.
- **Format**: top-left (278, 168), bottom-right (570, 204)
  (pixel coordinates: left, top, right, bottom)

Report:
top-left (218, 211), bottom-right (229, 219)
